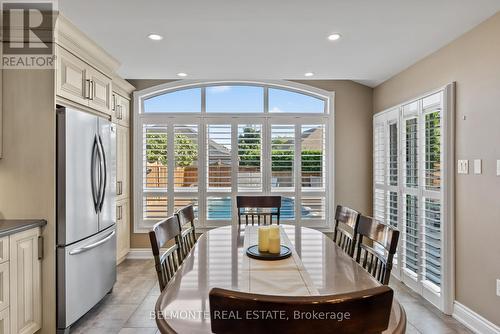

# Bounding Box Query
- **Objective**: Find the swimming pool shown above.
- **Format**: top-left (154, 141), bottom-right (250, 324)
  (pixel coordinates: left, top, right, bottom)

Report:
top-left (205, 196), bottom-right (315, 220)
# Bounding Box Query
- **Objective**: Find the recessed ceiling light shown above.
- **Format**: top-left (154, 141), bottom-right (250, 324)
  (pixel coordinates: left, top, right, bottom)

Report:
top-left (304, 72), bottom-right (314, 77)
top-left (147, 33), bottom-right (163, 41)
top-left (177, 72), bottom-right (188, 77)
top-left (327, 33), bottom-right (341, 41)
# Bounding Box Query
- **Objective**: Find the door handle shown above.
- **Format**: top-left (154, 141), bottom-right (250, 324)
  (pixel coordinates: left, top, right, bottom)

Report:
top-left (117, 205), bottom-right (122, 220)
top-left (97, 135), bottom-right (107, 212)
top-left (69, 230), bottom-right (115, 255)
top-left (91, 136), bottom-right (100, 213)
top-left (85, 79), bottom-right (91, 99)
top-left (90, 80), bottom-right (95, 100)
top-left (117, 181), bottom-right (123, 195)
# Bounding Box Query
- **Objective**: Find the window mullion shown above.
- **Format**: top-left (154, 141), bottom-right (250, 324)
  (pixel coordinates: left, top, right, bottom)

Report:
top-left (199, 120), bottom-right (207, 227)
top-left (231, 122), bottom-right (238, 221)
top-left (167, 123), bottom-right (175, 216)
top-left (294, 122), bottom-right (302, 225)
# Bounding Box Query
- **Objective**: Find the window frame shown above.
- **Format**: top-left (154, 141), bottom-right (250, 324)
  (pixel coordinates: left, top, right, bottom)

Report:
top-left (134, 80), bottom-right (335, 233)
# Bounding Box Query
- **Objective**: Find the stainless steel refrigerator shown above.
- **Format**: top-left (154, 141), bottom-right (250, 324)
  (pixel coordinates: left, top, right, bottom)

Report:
top-left (56, 106), bottom-right (117, 333)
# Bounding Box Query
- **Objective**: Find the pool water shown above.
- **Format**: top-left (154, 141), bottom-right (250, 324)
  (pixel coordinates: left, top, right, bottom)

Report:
top-left (206, 197), bottom-right (314, 220)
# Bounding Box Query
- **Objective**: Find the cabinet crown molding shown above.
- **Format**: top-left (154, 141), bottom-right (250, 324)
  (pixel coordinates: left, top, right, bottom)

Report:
top-left (55, 14), bottom-right (120, 77)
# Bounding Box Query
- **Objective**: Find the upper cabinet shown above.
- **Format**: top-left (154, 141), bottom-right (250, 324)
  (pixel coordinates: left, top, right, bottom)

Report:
top-left (56, 46), bottom-right (112, 115)
top-left (112, 93), bottom-right (130, 127)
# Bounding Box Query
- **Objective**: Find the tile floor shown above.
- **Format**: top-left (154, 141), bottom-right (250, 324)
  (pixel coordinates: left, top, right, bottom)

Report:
top-left (70, 259), bottom-right (472, 334)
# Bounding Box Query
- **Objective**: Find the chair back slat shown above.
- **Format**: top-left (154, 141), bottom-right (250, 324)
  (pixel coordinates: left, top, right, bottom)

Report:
top-left (236, 196), bottom-right (281, 226)
top-left (149, 215), bottom-right (183, 291)
top-left (333, 205), bottom-right (360, 257)
top-left (176, 204), bottom-right (197, 259)
top-left (355, 215), bottom-right (400, 285)
top-left (209, 286), bottom-right (394, 334)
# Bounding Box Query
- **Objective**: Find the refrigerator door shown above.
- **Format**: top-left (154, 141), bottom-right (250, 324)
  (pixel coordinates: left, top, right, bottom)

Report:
top-left (57, 108), bottom-right (99, 245)
top-left (57, 226), bottom-right (116, 330)
top-left (98, 119), bottom-right (116, 231)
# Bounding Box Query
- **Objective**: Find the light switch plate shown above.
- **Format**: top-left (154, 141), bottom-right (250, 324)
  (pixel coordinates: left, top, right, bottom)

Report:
top-left (497, 160), bottom-right (500, 176)
top-left (497, 279), bottom-right (500, 297)
top-left (458, 160), bottom-right (469, 174)
top-left (474, 159), bottom-right (482, 175)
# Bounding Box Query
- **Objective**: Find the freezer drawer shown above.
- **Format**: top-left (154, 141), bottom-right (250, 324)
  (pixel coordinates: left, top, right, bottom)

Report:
top-left (57, 226), bottom-right (116, 330)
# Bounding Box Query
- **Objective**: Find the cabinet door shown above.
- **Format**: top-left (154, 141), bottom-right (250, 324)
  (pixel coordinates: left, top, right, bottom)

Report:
top-left (56, 47), bottom-right (88, 105)
top-left (113, 94), bottom-right (130, 127)
top-left (9, 229), bottom-right (41, 334)
top-left (0, 237), bottom-right (8, 264)
top-left (116, 199), bottom-right (130, 263)
top-left (87, 68), bottom-right (112, 115)
top-left (116, 125), bottom-right (129, 201)
top-left (0, 308), bottom-right (9, 334)
top-left (0, 262), bottom-right (9, 312)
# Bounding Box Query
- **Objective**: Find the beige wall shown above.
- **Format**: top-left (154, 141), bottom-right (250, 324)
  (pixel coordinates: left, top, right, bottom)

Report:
top-left (127, 79), bottom-right (374, 248)
top-left (0, 69), bottom-right (56, 333)
top-left (374, 12), bottom-right (500, 326)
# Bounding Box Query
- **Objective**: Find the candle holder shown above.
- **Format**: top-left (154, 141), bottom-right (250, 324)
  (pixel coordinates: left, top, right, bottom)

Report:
top-left (246, 245), bottom-right (292, 261)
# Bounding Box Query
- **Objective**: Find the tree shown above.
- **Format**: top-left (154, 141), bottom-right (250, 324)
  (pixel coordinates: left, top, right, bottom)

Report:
top-left (238, 127), bottom-right (261, 167)
top-left (146, 133), bottom-right (197, 167)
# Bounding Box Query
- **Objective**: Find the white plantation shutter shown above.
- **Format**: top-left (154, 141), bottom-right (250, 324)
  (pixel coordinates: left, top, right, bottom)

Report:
top-left (143, 125), bottom-right (168, 222)
top-left (207, 124), bottom-right (232, 191)
top-left (301, 125), bottom-right (327, 222)
top-left (373, 86), bottom-right (453, 312)
top-left (237, 124), bottom-right (262, 191)
top-left (271, 125), bottom-right (295, 191)
top-left (373, 110), bottom-right (398, 225)
top-left (174, 124), bottom-right (199, 189)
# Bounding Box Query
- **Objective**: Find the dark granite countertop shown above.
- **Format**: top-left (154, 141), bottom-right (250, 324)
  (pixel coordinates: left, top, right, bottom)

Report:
top-left (0, 219), bottom-right (47, 238)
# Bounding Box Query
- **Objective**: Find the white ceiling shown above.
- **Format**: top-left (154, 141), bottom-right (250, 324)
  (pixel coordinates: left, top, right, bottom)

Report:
top-left (59, 0), bottom-right (500, 87)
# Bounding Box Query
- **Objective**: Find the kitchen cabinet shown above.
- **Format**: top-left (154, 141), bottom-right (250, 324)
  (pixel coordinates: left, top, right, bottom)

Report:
top-left (112, 92), bottom-right (130, 127)
top-left (116, 199), bottom-right (130, 263)
top-left (56, 46), bottom-right (112, 116)
top-left (0, 308), bottom-right (9, 334)
top-left (9, 228), bottom-right (42, 334)
top-left (116, 125), bottom-right (129, 202)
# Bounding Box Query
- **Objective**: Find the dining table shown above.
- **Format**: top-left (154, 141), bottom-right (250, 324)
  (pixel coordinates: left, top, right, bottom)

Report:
top-left (155, 224), bottom-right (406, 333)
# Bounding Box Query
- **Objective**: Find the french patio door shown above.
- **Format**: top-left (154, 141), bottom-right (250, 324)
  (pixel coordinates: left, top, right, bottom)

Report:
top-left (373, 84), bottom-right (454, 313)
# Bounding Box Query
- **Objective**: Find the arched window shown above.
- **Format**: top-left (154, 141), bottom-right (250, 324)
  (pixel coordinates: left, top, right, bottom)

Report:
top-left (134, 81), bottom-right (334, 232)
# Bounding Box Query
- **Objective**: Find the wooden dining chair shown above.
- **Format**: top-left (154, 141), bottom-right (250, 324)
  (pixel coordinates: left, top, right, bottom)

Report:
top-left (236, 195), bottom-right (281, 226)
top-left (355, 215), bottom-right (400, 285)
top-left (149, 215), bottom-right (183, 291)
top-left (209, 286), bottom-right (394, 334)
top-left (333, 205), bottom-right (361, 257)
top-left (175, 204), bottom-right (197, 259)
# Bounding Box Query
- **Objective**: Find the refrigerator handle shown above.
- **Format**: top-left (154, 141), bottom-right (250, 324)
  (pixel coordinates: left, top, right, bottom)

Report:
top-left (91, 136), bottom-right (100, 214)
top-left (97, 135), bottom-right (107, 212)
top-left (68, 230), bottom-right (115, 255)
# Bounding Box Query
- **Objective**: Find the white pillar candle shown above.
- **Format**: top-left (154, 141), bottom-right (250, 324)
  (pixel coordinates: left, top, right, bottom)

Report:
top-left (258, 227), bottom-right (270, 252)
top-left (268, 234), bottom-right (281, 254)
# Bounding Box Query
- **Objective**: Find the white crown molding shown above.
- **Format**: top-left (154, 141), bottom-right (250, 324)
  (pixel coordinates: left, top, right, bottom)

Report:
top-left (55, 14), bottom-right (120, 77)
top-left (453, 302), bottom-right (500, 334)
top-left (112, 75), bottom-right (135, 96)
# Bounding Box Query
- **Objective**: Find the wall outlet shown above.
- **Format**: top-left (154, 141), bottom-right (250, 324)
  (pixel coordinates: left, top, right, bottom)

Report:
top-left (457, 160), bottom-right (469, 174)
top-left (473, 159), bottom-right (482, 175)
top-left (497, 279), bottom-right (500, 297)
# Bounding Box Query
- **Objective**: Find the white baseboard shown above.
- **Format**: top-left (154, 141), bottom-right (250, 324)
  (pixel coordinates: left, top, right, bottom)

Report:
top-left (126, 248), bottom-right (153, 260)
top-left (453, 302), bottom-right (500, 334)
